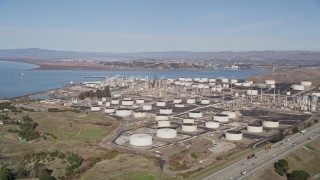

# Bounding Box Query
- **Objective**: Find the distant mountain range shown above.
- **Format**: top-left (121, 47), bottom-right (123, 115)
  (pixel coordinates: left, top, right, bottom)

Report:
top-left (0, 48), bottom-right (320, 61)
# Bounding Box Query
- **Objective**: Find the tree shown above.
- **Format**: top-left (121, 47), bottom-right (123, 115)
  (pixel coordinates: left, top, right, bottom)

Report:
top-left (292, 127), bottom-right (299, 134)
top-left (39, 170), bottom-right (55, 180)
top-left (315, 119), bottom-right (319, 123)
top-left (271, 132), bottom-right (285, 143)
top-left (34, 162), bottom-right (46, 177)
top-left (287, 170), bottom-right (310, 180)
top-left (0, 166), bottom-right (15, 180)
top-left (274, 159), bottom-right (289, 176)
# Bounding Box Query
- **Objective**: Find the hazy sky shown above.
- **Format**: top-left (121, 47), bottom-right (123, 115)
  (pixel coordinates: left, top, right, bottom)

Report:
top-left (0, 0), bottom-right (319, 52)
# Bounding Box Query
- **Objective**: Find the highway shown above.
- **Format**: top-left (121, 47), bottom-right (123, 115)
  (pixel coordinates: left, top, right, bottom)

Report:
top-left (203, 124), bottom-right (320, 180)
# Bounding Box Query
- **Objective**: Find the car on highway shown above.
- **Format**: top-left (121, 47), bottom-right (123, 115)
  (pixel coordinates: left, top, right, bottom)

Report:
top-left (241, 171), bottom-right (247, 175)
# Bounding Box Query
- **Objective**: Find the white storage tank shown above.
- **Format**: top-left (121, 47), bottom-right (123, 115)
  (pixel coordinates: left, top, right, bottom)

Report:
top-left (175, 103), bottom-right (185, 108)
top-left (102, 97), bottom-right (107, 102)
top-left (173, 99), bottom-right (182, 104)
top-left (194, 78), bottom-right (201, 82)
top-left (183, 118), bottom-right (195, 124)
top-left (235, 83), bottom-right (242, 86)
top-left (187, 98), bottom-right (196, 104)
top-left (300, 81), bottom-right (312, 87)
top-left (157, 101), bottom-right (166, 107)
top-left (111, 99), bottom-right (120, 105)
top-left (262, 120), bottom-right (279, 128)
top-left (104, 108), bottom-right (115, 113)
top-left (286, 91), bottom-right (291, 96)
top-left (221, 78), bottom-right (229, 83)
top-left (143, 104), bottom-right (152, 110)
top-left (221, 111), bottom-right (237, 119)
top-left (256, 83), bottom-right (267, 88)
top-left (225, 131), bottom-right (243, 141)
top-left (179, 77), bottom-right (186, 81)
top-left (189, 110), bottom-right (203, 118)
top-left (291, 84), bottom-right (305, 91)
top-left (184, 82), bottom-right (192, 87)
top-left (265, 80), bottom-right (276, 85)
top-left (247, 90), bottom-right (258, 96)
top-left (242, 82), bottom-right (251, 87)
top-left (205, 121), bottom-right (220, 129)
top-left (222, 84), bottom-right (230, 88)
top-left (201, 99), bottom-right (210, 105)
top-left (136, 99), bottom-right (145, 104)
top-left (129, 134), bottom-right (152, 146)
top-left (159, 108), bottom-right (173, 115)
top-left (185, 78), bottom-right (193, 82)
top-left (209, 79), bottom-right (216, 82)
top-left (213, 114), bottom-right (229, 123)
top-left (105, 101), bottom-right (111, 107)
top-left (197, 84), bottom-right (205, 88)
top-left (182, 123), bottom-right (197, 132)
top-left (247, 124), bottom-right (263, 133)
top-left (91, 106), bottom-right (101, 111)
top-left (155, 114), bottom-right (169, 121)
top-left (156, 127), bottom-right (177, 138)
top-left (98, 101), bottom-right (103, 106)
top-left (158, 120), bottom-right (171, 127)
top-left (122, 99), bottom-right (134, 106)
top-left (115, 108), bottom-right (133, 117)
top-left (230, 79), bottom-right (238, 84)
top-left (133, 111), bottom-right (147, 118)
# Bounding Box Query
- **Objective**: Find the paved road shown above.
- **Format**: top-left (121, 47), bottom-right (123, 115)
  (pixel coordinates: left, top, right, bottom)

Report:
top-left (203, 124), bottom-right (320, 180)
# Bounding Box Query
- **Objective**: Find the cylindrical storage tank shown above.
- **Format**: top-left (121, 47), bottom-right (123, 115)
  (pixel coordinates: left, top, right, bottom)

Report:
top-left (158, 120), bottom-right (171, 127)
top-left (115, 108), bottom-right (133, 117)
top-left (192, 84), bottom-right (198, 88)
top-left (183, 118), bottom-right (195, 124)
top-left (159, 108), bottom-right (173, 115)
top-left (216, 87), bottom-right (222, 92)
top-left (225, 131), bottom-right (243, 141)
top-left (209, 82), bottom-right (216, 86)
top-left (291, 84), bottom-right (305, 91)
top-left (133, 111), bottom-right (147, 118)
top-left (156, 101), bottom-right (166, 107)
top-left (185, 78), bottom-right (193, 82)
top-left (221, 78), bottom-right (229, 83)
top-left (201, 78), bottom-right (209, 82)
top-left (187, 98), bottom-right (196, 104)
top-left (265, 80), bottom-right (276, 85)
top-left (213, 114), bottom-right (229, 123)
top-left (205, 121), bottom-right (220, 129)
top-left (256, 83), bottom-right (267, 88)
top-left (211, 87), bottom-right (217, 92)
top-left (173, 99), bottom-right (182, 104)
top-left (235, 83), bottom-right (242, 86)
top-left (179, 77), bottom-right (186, 81)
top-left (230, 79), bottom-right (238, 84)
top-left (247, 124), bottom-right (263, 133)
top-left (182, 123), bottom-right (197, 132)
top-left (286, 91), bottom-right (291, 96)
top-left (111, 99), bottom-right (120, 105)
top-left (221, 111), bottom-right (237, 119)
top-left (300, 81), bottom-right (312, 86)
top-left (136, 99), bottom-right (145, 104)
top-left (155, 114), bottom-right (169, 121)
top-left (156, 127), bottom-right (177, 138)
top-left (174, 81), bottom-right (181, 85)
top-left (203, 85), bottom-right (210, 89)
top-left (209, 79), bottom-right (216, 82)
top-left (105, 101), bottom-right (111, 107)
top-left (104, 108), bottom-right (115, 113)
top-left (262, 120), bottom-right (279, 128)
top-left (122, 99), bottom-right (134, 106)
top-left (91, 106), bottom-right (101, 111)
top-left (223, 84), bottom-right (230, 88)
top-left (102, 97), bottom-right (107, 102)
top-left (143, 104), bottom-right (152, 110)
top-left (247, 81), bottom-right (254, 85)
top-left (184, 82), bottom-right (192, 87)
top-left (194, 78), bottom-right (201, 82)
top-left (129, 134), bottom-right (152, 146)
top-left (189, 111), bottom-right (203, 118)
top-left (242, 82), bottom-right (251, 87)
top-left (247, 90), bottom-right (258, 96)
top-left (98, 101), bottom-right (103, 106)
top-left (197, 84), bottom-right (205, 88)
top-left (175, 103), bottom-right (185, 108)
top-left (201, 99), bottom-right (210, 105)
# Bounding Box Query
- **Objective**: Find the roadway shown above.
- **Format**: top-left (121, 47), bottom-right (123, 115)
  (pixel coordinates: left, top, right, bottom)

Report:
top-left (203, 124), bottom-right (320, 180)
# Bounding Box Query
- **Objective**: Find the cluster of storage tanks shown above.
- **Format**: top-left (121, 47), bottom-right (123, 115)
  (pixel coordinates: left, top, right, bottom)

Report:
top-left (291, 81), bottom-right (312, 91)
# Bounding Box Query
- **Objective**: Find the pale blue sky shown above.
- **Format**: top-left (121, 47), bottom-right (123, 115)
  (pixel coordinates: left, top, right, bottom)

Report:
top-left (0, 0), bottom-right (319, 52)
